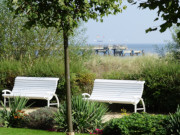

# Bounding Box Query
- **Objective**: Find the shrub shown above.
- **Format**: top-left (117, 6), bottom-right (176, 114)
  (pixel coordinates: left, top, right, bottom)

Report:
top-left (103, 113), bottom-right (167, 135)
top-left (56, 72), bottom-right (95, 101)
top-left (23, 107), bottom-right (57, 130)
top-left (54, 96), bottom-right (108, 133)
top-left (75, 72), bottom-right (95, 93)
top-left (167, 105), bottom-right (180, 134)
top-left (166, 26), bottom-right (180, 61)
top-left (0, 110), bottom-right (4, 127)
top-left (0, 97), bottom-right (29, 127)
top-left (140, 60), bottom-right (180, 112)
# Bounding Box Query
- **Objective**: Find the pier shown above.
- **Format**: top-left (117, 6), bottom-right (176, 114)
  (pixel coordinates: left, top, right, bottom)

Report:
top-left (85, 45), bottom-right (144, 56)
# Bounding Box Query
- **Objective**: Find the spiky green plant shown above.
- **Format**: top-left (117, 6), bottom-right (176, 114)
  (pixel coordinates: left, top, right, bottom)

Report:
top-left (0, 97), bottom-right (29, 127)
top-left (168, 105), bottom-right (180, 135)
top-left (54, 95), bottom-right (108, 133)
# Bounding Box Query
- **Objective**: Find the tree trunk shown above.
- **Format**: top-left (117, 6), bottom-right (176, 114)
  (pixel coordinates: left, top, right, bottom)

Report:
top-left (63, 30), bottom-right (74, 135)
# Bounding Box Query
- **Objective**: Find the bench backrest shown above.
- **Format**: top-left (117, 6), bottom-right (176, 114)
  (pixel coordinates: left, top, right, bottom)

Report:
top-left (12, 77), bottom-right (59, 94)
top-left (91, 79), bottom-right (145, 99)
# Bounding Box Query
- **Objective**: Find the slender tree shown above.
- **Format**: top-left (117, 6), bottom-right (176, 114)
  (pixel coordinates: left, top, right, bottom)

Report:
top-left (6, 0), bottom-right (126, 134)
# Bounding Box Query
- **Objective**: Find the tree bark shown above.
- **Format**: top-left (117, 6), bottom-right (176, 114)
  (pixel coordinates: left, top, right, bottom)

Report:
top-left (63, 30), bottom-right (74, 135)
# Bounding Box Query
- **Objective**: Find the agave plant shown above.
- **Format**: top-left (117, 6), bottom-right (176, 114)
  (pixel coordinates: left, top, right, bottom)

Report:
top-left (168, 105), bottom-right (180, 135)
top-left (54, 95), bottom-right (108, 133)
top-left (0, 97), bottom-right (29, 127)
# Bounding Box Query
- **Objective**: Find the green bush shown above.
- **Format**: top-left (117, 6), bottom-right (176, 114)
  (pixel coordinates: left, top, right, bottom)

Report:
top-left (167, 105), bottom-right (180, 135)
top-left (75, 72), bottom-right (95, 93)
top-left (140, 61), bottom-right (180, 112)
top-left (0, 110), bottom-right (4, 127)
top-left (167, 26), bottom-right (180, 61)
top-left (23, 107), bottom-right (57, 130)
top-left (103, 113), bottom-right (168, 135)
top-left (54, 95), bottom-right (108, 133)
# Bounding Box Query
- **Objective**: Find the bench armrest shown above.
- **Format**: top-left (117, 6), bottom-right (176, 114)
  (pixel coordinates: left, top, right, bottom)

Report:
top-left (46, 92), bottom-right (54, 94)
top-left (133, 96), bottom-right (142, 100)
top-left (82, 93), bottom-right (90, 98)
top-left (2, 89), bottom-right (12, 94)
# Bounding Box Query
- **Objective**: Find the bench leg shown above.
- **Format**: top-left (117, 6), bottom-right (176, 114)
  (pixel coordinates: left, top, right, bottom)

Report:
top-left (134, 99), bottom-right (146, 113)
top-left (141, 98), bottom-right (146, 112)
top-left (47, 94), bottom-right (59, 108)
top-left (4, 97), bottom-right (7, 107)
top-left (47, 100), bottom-right (50, 107)
top-left (134, 104), bottom-right (137, 113)
top-left (3, 97), bottom-right (10, 107)
top-left (54, 94), bottom-right (60, 108)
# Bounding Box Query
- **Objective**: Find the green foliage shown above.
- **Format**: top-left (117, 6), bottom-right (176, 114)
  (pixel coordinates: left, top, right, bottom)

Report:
top-left (76, 72), bottom-right (96, 93)
top-left (103, 113), bottom-right (168, 135)
top-left (23, 107), bottom-right (57, 130)
top-left (54, 96), bottom-right (108, 133)
top-left (0, 97), bottom-right (29, 127)
top-left (167, 105), bottom-right (180, 135)
top-left (140, 60), bottom-right (180, 112)
top-left (0, 1), bottom-right (89, 61)
top-left (56, 72), bottom-right (95, 101)
top-left (167, 27), bottom-right (180, 61)
top-left (0, 60), bottom-right (22, 95)
top-left (137, 0), bottom-right (180, 38)
top-left (8, 0), bottom-right (127, 34)
top-left (0, 1), bottom-right (63, 60)
top-left (0, 110), bottom-right (5, 127)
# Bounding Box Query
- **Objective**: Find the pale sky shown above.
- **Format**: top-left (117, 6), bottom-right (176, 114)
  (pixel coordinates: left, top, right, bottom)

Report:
top-left (84, 2), bottom-right (172, 44)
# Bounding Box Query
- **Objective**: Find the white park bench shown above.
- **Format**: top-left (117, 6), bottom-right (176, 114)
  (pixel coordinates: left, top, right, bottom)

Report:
top-left (2, 77), bottom-right (60, 107)
top-left (82, 79), bottom-right (146, 113)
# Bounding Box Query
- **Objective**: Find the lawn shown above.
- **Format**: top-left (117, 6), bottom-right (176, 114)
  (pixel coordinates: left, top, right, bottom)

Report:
top-left (0, 128), bottom-right (88, 135)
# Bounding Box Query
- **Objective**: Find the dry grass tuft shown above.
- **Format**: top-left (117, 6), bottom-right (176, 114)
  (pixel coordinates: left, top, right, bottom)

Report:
top-left (85, 55), bottom-right (159, 78)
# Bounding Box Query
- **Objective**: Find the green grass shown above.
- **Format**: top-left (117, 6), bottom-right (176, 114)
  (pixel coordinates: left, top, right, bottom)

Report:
top-left (0, 128), bottom-right (88, 135)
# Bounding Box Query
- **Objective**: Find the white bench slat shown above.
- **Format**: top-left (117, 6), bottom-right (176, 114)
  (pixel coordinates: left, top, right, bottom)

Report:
top-left (82, 79), bottom-right (146, 113)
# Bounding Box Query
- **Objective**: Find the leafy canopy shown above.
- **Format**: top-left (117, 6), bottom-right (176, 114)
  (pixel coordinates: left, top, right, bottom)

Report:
top-left (7, 0), bottom-right (126, 34)
top-left (130, 0), bottom-right (180, 38)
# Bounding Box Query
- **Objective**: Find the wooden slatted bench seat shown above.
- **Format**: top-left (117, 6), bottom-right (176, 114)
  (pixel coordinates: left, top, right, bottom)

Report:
top-left (82, 79), bottom-right (146, 112)
top-left (2, 76), bottom-right (60, 107)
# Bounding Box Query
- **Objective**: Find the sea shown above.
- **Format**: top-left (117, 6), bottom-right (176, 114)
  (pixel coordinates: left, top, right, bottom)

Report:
top-left (126, 43), bottom-right (167, 54)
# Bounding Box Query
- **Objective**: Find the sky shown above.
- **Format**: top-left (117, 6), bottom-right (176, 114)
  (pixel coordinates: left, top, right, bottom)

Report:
top-left (84, 1), bottom-right (172, 45)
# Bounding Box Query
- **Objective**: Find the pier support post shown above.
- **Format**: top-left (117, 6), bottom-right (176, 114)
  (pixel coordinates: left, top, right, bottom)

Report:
top-left (131, 50), bottom-right (134, 56)
top-left (112, 49), bottom-right (116, 56)
top-left (96, 50), bottom-right (98, 55)
top-left (142, 50), bottom-right (145, 56)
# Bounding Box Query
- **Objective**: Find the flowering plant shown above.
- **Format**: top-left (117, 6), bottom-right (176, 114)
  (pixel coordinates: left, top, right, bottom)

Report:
top-left (0, 97), bottom-right (29, 127)
top-left (13, 110), bottom-right (28, 120)
top-left (90, 129), bottom-right (103, 135)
